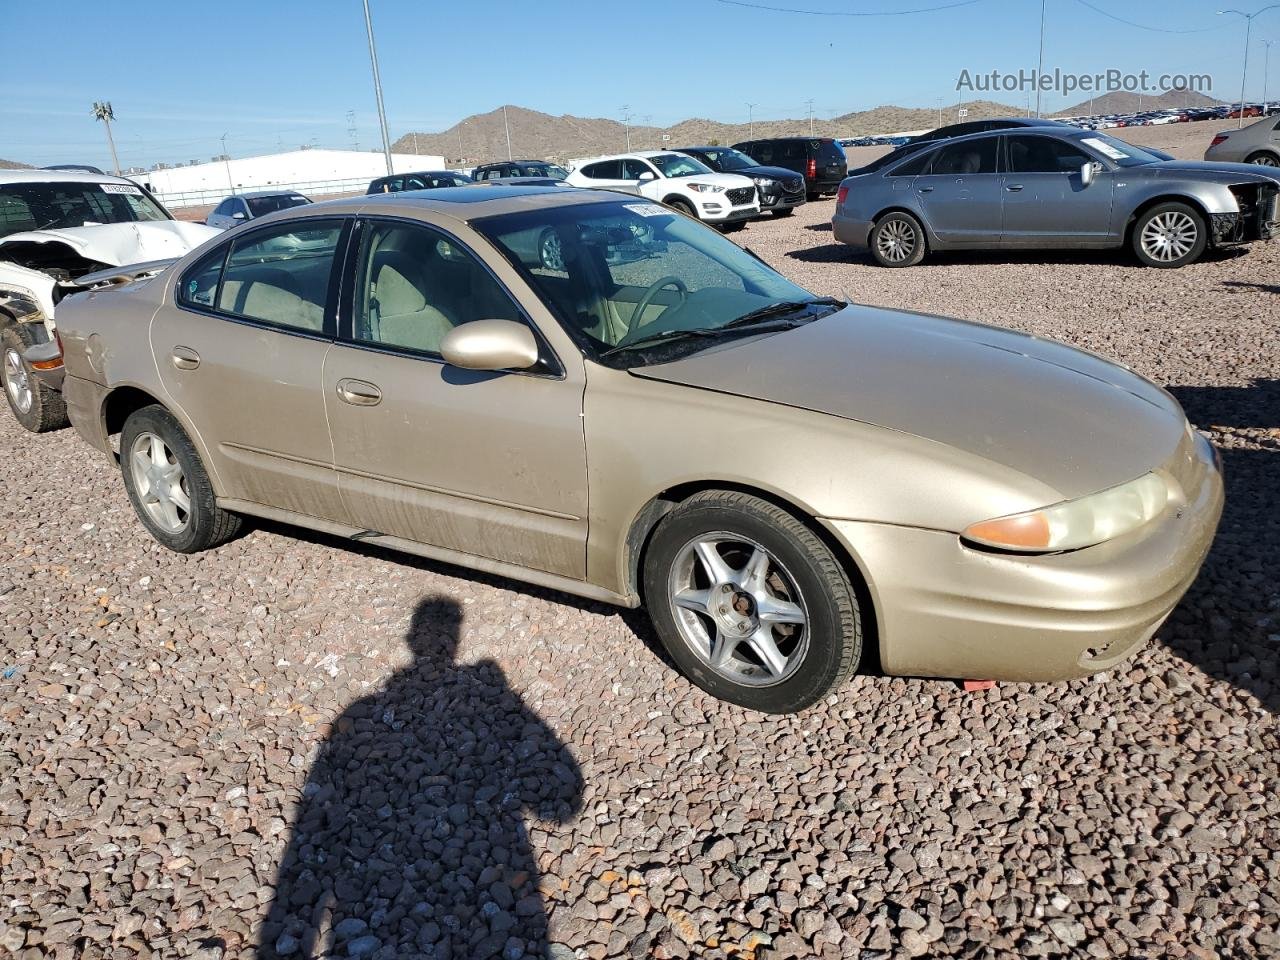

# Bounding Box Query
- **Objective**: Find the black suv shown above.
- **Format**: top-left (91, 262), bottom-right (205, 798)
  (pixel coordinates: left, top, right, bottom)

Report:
top-left (731, 138), bottom-right (847, 199)
top-left (367, 170), bottom-right (473, 194)
top-left (675, 146), bottom-right (806, 217)
top-left (471, 160), bottom-right (569, 181)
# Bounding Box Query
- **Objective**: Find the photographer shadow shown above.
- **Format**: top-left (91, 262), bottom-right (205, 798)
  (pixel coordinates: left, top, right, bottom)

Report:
top-left (258, 597), bottom-right (582, 959)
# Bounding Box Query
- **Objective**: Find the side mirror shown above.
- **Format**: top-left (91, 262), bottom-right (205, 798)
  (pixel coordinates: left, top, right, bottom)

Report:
top-left (637, 171), bottom-right (656, 182)
top-left (1080, 161), bottom-right (1101, 187)
top-left (231, 210), bottom-right (247, 219)
top-left (440, 319), bottom-right (539, 371)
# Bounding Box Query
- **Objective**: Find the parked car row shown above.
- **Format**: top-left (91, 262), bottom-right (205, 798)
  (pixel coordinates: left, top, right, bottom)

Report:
top-left (5, 181), bottom-right (1223, 714)
top-left (833, 121), bottom-right (1280, 268)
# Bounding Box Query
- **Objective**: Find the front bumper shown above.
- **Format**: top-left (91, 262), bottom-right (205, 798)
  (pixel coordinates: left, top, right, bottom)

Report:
top-left (821, 431), bottom-right (1224, 682)
top-left (698, 201), bottom-right (760, 223)
top-left (759, 187), bottom-right (806, 211)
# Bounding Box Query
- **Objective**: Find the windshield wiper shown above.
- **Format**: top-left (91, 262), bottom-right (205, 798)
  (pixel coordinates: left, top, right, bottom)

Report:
top-left (599, 327), bottom-right (721, 358)
top-left (721, 296), bottom-right (845, 329)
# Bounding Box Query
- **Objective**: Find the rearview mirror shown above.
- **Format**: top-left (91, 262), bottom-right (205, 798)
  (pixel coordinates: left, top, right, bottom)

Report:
top-left (440, 319), bottom-right (539, 371)
top-left (638, 171), bottom-right (656, 182)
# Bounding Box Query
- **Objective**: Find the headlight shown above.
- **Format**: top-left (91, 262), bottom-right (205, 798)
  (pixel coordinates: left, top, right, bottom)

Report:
top-left (753, 176), bottom-right (774, 188)
top-left (962, 472), bottom-right (1171, 553)
top-left (686, 182), bottom-right (725, 193)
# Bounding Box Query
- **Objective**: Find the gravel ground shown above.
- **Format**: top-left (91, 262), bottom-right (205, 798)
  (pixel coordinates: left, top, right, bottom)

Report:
top-left (2, 188), bottom-right (1278, 960)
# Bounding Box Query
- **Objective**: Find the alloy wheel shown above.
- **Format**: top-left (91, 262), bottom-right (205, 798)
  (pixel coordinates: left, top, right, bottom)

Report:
top-left (876, 219), bottom-right (916, 263)
top-left (129, 432), bottom-right (192, 534)
top-left (3, 348), bottom-right (32, 414)
top-left (667, 533), bottom-right (810, 687)
top-left (1249, 154), bottom-right (1279, 167)
top-left (1140, 211), bottom-right (1198, 262)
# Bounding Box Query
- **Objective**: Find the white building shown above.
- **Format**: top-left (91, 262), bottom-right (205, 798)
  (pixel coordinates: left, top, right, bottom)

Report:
top-left (138, 148), bottom-right (446, 208)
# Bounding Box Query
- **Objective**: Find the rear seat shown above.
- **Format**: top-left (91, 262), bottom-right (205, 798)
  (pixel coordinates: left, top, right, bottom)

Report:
top-left (218, 261), bottom-right (327, 332)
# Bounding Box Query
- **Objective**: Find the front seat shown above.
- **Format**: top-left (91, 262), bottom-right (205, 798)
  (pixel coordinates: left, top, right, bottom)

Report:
top-left (366, 248), bottom-right (456, 353)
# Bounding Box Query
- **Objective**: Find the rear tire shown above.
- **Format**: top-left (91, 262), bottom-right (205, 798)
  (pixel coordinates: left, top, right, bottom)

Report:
top-left (869, 211), bottom-right (927, 267)
top-left (2, 323), bottom-right (68, 433)
top-left (119, 404), bottom-right (241, 553)
top-left (772, 208), bottom-right (795, 218)
top-left (1245, 150), bottom-right (1279, 167)
top-left (719, 221), bottom-right (746, 233)
top-left (1132, 201), bottom-right (1206, 268)
top-left (642, 490), bottom-right (862, 714)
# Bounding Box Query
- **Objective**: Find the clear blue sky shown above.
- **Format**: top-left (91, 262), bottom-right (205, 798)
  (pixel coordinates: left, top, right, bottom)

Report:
top-left (5, 0), bottom-right (1276, 169)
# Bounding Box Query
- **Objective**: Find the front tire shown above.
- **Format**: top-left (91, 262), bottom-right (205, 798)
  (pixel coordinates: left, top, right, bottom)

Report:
top-left (120, 405), bottom-right (241, 553)
top-left (869, 211), bottom-right (927, 267)
top-left (1132, 202), bottom-right (1206, 268)
top-left (664, 198), bottom-right (697, 219)
top-left (771, 208), bottom-right (795, 218)
top-left (643, 491), bottom-right (862, 714)
top-left (2, 323), bottom-right (69, 433)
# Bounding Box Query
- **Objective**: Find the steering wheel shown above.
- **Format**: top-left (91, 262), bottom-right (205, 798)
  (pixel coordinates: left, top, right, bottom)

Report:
top-left (626, 276), bottom-right (689, 335)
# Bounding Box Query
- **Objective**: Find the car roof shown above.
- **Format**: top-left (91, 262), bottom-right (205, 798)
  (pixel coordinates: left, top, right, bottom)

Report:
top-left (374, 170), bottom-right (465, 180)
top-left (291, 185), bottom-right (630, 223)
top-left (0, 168), bottom-right (145, 187)
top-left (476, 160), bottom-right (556, 166)
top-left (236, 189), bottom-right (309, 199)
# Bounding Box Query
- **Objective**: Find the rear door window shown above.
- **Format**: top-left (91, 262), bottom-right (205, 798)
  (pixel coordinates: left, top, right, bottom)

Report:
top-left (929, 137), bottom-right (998, 175)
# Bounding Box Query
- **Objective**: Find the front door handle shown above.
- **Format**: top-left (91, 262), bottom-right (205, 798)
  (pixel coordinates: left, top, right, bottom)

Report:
top-left (1005, 184), bottom-right (1024, 192)
top-left (336, 378), bottom-right (382, 406)
top-left (917, 186), bottom-right (934, 193)
top-left (170, 346), bottom-right (200, 370)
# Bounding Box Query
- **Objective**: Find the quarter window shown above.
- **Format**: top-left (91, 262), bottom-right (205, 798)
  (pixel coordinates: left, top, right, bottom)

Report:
top-left (929, 138), bottom-right (998, 175)
top-left (353, 221), bottom-right (523, 356)
top-left (207, 220), bottom-right (343, 332)
top-left (178, 247), bottom-right (228, 309)
top-left (1007, 135), bottom-right (1091, 174)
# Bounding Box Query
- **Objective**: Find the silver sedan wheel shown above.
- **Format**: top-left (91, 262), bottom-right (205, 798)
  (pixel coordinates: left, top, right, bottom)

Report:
top-left (667, 533), bottom-right (810, 687)
top-left (129, 432), bottom-right (191, 534)
top-left (3, 347), bottom-right (32, 414)
top-left (1140, 211), bottom-right (1198, 262)
top-left (875, 218), bottom-right (916, 263)
top-left (1250, 154), bottom-right (1279, 167)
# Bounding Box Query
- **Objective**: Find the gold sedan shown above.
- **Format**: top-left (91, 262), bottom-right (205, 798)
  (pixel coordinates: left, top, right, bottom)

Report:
top-left (54, 187), bottom-right (1223, 713)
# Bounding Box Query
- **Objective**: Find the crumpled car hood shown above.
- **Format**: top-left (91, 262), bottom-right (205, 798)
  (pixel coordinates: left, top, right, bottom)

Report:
top-left (0, 220), bottom-right (219, 267)
top-left (632, 305), bottom-right (1188, 501)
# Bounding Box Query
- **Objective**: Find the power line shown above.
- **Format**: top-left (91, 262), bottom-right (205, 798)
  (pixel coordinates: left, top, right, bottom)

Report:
top-left (714, 0), bottom-right (985, 15)
top-left (1069, 0), bottom-right (1234, 34)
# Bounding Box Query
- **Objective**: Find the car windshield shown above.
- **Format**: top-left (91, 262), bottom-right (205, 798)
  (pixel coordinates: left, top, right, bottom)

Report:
top-left (0, 181), bottom-right (170, 240)
top-left (474, 199), bottom-right (835, 367)
top-left (1077, 134), bottom-right (1163, 167)
top-left (516, 164), bottom-right (568, 180)
top-left (245, 194), bottom-right (311, 217)
top-left (649, 154), bottom-right (713, 178)
top-left (696, 149), bottom-right (757, 172)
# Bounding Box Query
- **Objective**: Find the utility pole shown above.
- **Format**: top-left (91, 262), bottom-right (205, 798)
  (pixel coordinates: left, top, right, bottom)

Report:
top-left (642, 115), bottom-right (653, 148)
top-left (347, 110), bottom-right (359, 151)
top-left (620, 104), bottom-right (633, 151)
top-left (747, 102), bottom-right (757, 139)
top-left (936, 97), bottom-right (943, 126)
top-left (456, 122), bottom-right (464, 163)
top-left (503, 105), bottom-right (513, 160)
top-left (1220, 7), bottom-right (1280, 127)
top-left (220, 132), bottom-right (234, 194)
top-left (92, 101), bottom-right (120, 175)
top-left (1262, 38), bottom-right (1278, 114)
top-left (805, 98), bottom-right (815, 136)
top-left (362, 0), bottom-right (394, 173)
top-left (1034, 0), bottom-right (1047, 118)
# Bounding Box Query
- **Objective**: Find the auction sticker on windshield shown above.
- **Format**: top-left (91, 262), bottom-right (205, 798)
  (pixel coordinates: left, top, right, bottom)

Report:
top-left (100, 183), bottom-right (142, 194)
top-left (1082, 138), bottom-right (1129, 161)
top-left (624, 203), bottom-right (669, 218)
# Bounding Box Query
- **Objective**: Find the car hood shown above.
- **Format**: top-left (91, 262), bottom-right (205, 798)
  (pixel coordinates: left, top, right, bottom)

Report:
top-left (734, 165), bottom-right (803, 183)
top-left (632, 305), bottom-right (1187, 501)
top-left (1143, 159), bottom-right (1280, 186)
top-left (0, 220), bottom-right (220, 268)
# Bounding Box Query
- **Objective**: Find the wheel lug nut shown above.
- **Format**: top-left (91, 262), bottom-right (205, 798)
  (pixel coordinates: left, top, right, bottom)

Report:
top-left (719, 606), bottom-right (728, 614)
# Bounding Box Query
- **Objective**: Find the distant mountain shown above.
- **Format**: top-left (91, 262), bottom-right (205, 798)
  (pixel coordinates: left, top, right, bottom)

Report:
top-left (0, 158), bottom-right (32, 170)
top-left (391, 101), bottom-right (1028, 166)
top-left (1054, 90), bottom-right (1222, 117)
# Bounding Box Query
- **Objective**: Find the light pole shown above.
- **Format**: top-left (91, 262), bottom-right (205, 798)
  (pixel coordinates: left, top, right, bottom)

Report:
top-left (1262, 38), bottom-right (1279, 113)
top-left (503, 105), bottom-right (513, 160)
top-left (220, 132), bottom-right (234, 194)
top-left (805, 98), bottom-right (815, 136)
top-left (620, 105), bottom-right (633, 151)
top-left (1034, 0), bottom-right (1047, 118)
top-left (362, 0), bottom-right (394, 173)
top-left (747, 102), bottom-right (757, 139)
top-left (936, 98), bottom-right (943, 126)
top-left (92, 101), bottom-right (120, 175)
top-left (1219, 6), bottom-right (1280, 127)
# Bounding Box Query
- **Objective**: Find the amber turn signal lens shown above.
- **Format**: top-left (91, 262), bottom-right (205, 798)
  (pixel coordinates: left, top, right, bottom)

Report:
top-left (963, 513), bottom-right (1051, 550)
top-left (31, 357), bottom-right (64, 371)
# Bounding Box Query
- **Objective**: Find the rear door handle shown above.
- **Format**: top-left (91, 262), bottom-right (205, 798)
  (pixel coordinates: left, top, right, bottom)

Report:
top-left (1006, 184), bottom-right (1024, 192)
top-left (917, 186), bottom-right (934, 193)
top-left (336, 378), bottom-right (382, 406)
top-left (170, 346), bottom-right (200, 370)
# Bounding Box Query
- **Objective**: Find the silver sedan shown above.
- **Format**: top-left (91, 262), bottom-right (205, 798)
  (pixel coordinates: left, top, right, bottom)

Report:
top-left (834, 128), bottom-right (1280, 268)
top-left (1204, 114), bottom-right (1280, 168)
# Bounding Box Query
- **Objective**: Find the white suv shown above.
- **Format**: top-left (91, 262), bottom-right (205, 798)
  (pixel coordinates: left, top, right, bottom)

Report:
top-left (565, 151), bottom-right (759, 229)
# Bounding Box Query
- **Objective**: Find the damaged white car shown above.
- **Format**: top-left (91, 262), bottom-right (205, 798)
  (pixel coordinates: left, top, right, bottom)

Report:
top-left (0, 170), bottom-right (219, 432)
